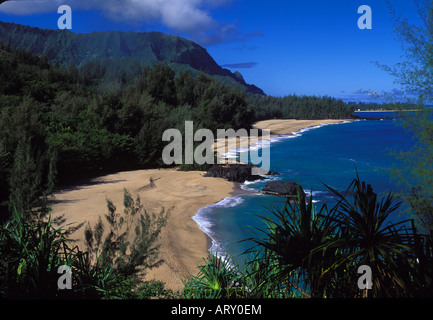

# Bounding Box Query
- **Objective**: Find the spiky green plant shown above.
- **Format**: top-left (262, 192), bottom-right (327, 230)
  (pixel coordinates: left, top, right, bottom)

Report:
top-left (242, 248), bottom-right (302, 298)
top-left (0, 190), bottom-right (170, 299)
top-left (242, 175), bottom-right (431, 298)
top-left (318, 175), bottom-right (418, 297)
top-left (181, 253), bottom-right (246, 299)
top-left (244, 186), bottom-right (338, 297)
top-left (0, 207), bottom-right (71, 298)
top-left (84, 188), bottom-right (170, 281)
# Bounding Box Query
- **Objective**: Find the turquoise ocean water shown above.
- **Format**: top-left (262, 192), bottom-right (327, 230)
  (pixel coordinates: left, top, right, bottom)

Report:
top-left (192, 112), bottom-right (416, 267)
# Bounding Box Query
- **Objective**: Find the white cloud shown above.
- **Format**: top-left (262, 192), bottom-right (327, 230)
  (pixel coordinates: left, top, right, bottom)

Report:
top-left (0, 0), bottom-right (59, 15)
top-left (159, 1), bottom-right (216, 32)
top-left (0, 0), bottom-right (217, 32)
top-left (0, 0), bottom-right (262, 45)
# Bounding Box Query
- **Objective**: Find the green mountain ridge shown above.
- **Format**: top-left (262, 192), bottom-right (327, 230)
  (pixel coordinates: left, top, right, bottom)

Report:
top-left (0, 21), bottom-right (265, 95)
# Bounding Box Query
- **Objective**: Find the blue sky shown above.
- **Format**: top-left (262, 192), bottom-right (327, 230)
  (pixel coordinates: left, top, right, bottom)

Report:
top-left (0, 0), bottom-right (423, 101)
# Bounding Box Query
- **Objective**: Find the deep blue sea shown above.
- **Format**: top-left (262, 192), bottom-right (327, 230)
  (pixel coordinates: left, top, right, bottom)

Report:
top-left (192, 112), bottom-right (416, 267)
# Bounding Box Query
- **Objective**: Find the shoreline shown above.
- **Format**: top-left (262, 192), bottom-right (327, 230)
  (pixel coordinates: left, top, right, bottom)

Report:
top-left (252, 118), bottom-right (352, 137)
top-left (213, 119), bottom-right (352, 159)
top-left (354, 109), bottom-right (420, 112)
top-left (50, 118), bottom-right (351, 292)
top-left (51, 168), bottom-right (236, 292)
top-left (202, 182), bottom-right (256, 253)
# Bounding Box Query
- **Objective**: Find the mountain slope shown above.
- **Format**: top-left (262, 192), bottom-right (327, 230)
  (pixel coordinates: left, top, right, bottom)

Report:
top-left (0, 21), bottom-right (265, 95)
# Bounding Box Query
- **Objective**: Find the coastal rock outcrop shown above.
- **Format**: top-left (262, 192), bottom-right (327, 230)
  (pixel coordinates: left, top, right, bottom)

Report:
top-left (204, 164), bottom-right (279, 183)
top-left (262, 181), bottom-right (304, 198)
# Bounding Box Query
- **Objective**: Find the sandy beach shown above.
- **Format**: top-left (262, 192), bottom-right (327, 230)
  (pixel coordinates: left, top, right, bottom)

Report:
top-left (50, 118), bottom-right (351, 292)
top-left (253, 119), bottom-right (351, 136)
top-left (213, 119), bottom-right (351, 158)
top-left (51, 169), bottom-right (235, 291)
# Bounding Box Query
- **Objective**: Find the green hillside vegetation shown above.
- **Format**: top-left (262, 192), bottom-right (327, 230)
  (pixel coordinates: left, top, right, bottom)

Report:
top-left (248, 94), bottom-right (354, 120)
top-left (0, 21), bottom-right (264, 95)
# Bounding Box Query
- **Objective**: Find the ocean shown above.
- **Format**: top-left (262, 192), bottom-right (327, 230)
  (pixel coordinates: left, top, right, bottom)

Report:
top-left (192, 112), bottom-right (416, 267)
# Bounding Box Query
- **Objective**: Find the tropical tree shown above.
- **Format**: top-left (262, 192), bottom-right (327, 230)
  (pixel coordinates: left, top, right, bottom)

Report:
top-left (320, 176), bottom-right (417, 297)
top-left (244, 187), bottom-right (339, 298)
top-left (181, 253), bottom-right (246, 299)
top-left (378, 0), bottom-right (433, 232)
top-left (244, 176), bottom-right (431, 298)
top-left (83, 188), bottom-right (170, 280)
top-left (0, 188), bottom-right (172, 299)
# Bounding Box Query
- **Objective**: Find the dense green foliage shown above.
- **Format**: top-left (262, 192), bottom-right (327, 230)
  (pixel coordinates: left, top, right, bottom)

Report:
top-left (376, 0), bottom-right (433, 232)
top-left (392, 109), bottom-right (433, 231)
top-left (248, 94), bottom-right (354, 120)
top-left (0, 190), bottom-right (172, 299)
top-left (84, 188), bottom-right (170, 278)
